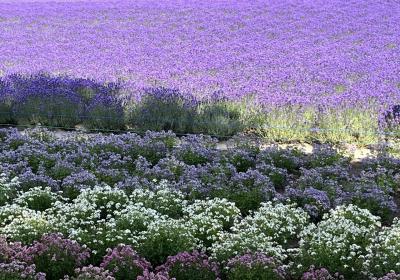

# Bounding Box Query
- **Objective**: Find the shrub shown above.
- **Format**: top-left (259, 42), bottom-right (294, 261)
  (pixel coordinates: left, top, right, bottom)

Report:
top-left (0, 261), bottom-right (46, 280)
top-left (114, 203), bottom-right (165, 242)
top-left (210, 230), bottom-right (286, 263)
top-left (225, 149), bottom-right (256, 173)
top-left (137, 270), bottom-right (172, 280)
top-left (233, 202), bottom-right (309, 246)
top-left (284, 187), bottom-right (331, 220)
top-left (0, 204), bottom-right (34, 227)
top-left (64, 265), bottom-right (115, 280)
top-left (83, 91), bottom-right (125, 130)
top-left (0, 237), bottom-right (25, 263)
top-left (257, 147), bottom-right (305, 175)
top-left (22, 233), bottom-right (90, 280)
top-left (14, 186), bottom-right (61, 211)
top-left (156, 251), bottom-right (220, 280)
top-left (336, 181), bottom-right (397, 222)
top-left (364, 218), bottom-right (400, 277)
top-left (61, 171), bottom-right (98, 200)
top-left (11, 73), bottom-right (83, 128)
top-left (299, 205), bottom-right (380, 278)
top-left (0, 175), bottom-right (18, 206)
top-left (184, 198), bottom-right (240, 230)
top-left (16, 170), bottom-right (60, 193)
top-left (301, 266), bottom-right (344, 280)
top-left (377, 273), bottom-right (400, 280)
top-left (137, 219), bottom-right (199, 265)
top-left (100, 245), bottom-right (151, 280)
top-left (193, 99), bottom-right (245, 137)
top-left (225, 252), bottom-right (284, 280)
top-left (130, 183), bottom-right (187, 218)
top-left (210, 170), bottom-right (276, 214)
top-left (173, 135), bottom-right (217, 165)
top-left (75, 185), bottom-right (129, 220)
top-left (0, 210), bottom-right (51, 244)
top-left (131, 87), bottom-right (197, 133)
top-left (0, 80), bottom-right (14, 124)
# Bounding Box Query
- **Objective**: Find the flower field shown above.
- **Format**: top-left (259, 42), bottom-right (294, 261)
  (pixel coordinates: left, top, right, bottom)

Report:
top-left (1, 128), bottom-right (400, 279)
top-left (1, 0), bottom-right (400, 143)
top-left (1, 0), bottom-right (400, 279)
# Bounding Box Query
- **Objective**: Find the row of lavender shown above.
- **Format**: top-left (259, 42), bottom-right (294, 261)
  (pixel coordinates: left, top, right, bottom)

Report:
top-left (1, 0), bottom-right (399, 107)
top-left (1, 73), bottom-right (399, 143)
top-left (0, 128), bottom-right (400, 279)
top-left (1, 0), bottom-right (400, 143)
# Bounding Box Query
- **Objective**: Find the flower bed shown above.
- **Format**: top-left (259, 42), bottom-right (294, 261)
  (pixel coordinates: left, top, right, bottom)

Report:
top-left (0, 128), bottom-right (400, 279)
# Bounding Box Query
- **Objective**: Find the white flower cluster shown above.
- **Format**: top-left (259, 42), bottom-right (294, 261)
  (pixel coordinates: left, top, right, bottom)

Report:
top-left (1, 210), bottom-right (51, 244)
top-left (184, 197), bottom-right (241, 229)
top-left (0, 174), bottom-right (19, 205)
top-left (211, 202), bottom-right (308, 262)
top-left (113, 203), bottom-right (167, 245)
top-left (364, 218), bottom-right (400, 277)
top-left (233, 202), bottom-right (309, 246)
top-left (210, 229), bottom-right (288, 263)
top-left (299, 204), bottom-right (381, 275)
top-left (0, 203), bottom-right (33, 227)
top-left (130, 181), bottom-right (187, 218)
top-left (183, 198), bottom-right (241, 246)
top-left (14, 186), bottom-right (61, 211)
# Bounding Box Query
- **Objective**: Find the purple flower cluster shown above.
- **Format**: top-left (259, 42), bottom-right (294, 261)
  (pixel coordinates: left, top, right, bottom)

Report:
top-left (0, 261), bottom-right (46, 280)
top-left (20, 233), bottom-right (90, 280)
top-left (100, 245), bottom-right (152, 280)
top-left (301, 266), bottom-right (344, 280)
top-left (225, 252), bottom-right (285, 280)
top-left (156, 251), bottom-right (220, 280)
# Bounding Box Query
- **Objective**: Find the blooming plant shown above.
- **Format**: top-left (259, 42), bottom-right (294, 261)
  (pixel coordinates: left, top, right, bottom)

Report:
top-left (137, 219), bottom-right (199, 265)
top-left (364, 218), bottom-right (400, 277)
top-left (299, 204), bottom-right (380, 278)
top-left (0, 261), bottom-right (46, 280)
top-left (156, 251), bottom-right (220, 280)
top-left (100, 245), bottom-right (151, 280)
top-left (225, 252), bottom-right (284, 280)
top-left (64, 265), bottom-right (115, 280)
top-left (21, 233), bottom-right (90, 280)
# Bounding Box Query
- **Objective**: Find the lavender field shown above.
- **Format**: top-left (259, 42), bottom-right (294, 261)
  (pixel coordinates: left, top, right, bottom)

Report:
top-left (2, 1), bottom-right (400, 279)
top-left (0, 0), bottom-right (400, 142)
